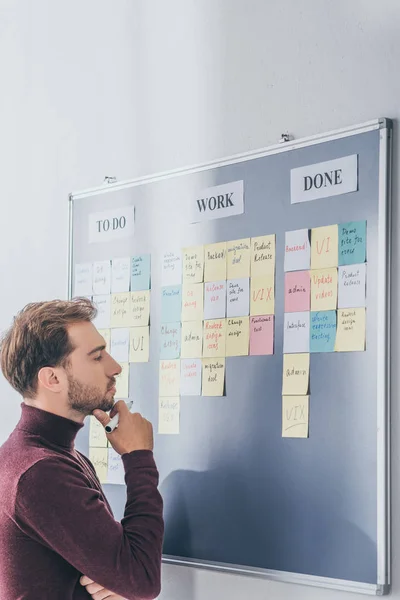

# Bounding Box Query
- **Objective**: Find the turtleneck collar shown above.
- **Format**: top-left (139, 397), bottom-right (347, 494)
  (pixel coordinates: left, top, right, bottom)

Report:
top-left (16, 403), bottom-right (84, 450)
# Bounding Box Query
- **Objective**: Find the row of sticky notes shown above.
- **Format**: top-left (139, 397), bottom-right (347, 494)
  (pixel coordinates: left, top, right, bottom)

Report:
top-left (98, 327), bottom-right (149, 363)
top-left (89, 291), bottom-right (150, 330)
top-left (284, 221), bottom-right (366, 272)
top-left (159, 358), bottom-right (226, 398)
top-left (75, 255), bottom-right (151, 296)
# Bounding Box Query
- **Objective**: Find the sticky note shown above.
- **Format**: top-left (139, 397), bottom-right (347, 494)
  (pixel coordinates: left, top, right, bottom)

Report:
top-left (338, 264), bottom-right (366, 309)
top-left (182, 246), bottom-right (204, 283)
top-left (282, 396), bottom-right (309, 438)
top-left (284, 229), bottom-right (311, 272)
top-left (249, 315), bottom-right (274, 355)
top-left (283, 312), bottom-right (310, 353)
top-left (110, 293), bottom-right (131, 328)
top-left (338, 220), bottom-right (367, 265)
top-left (93, 295), bottom-right (111, 329)
top-left (110, 328), bottom-right (130, 363)
top-left (98, 328), bottom-right (111, 351)
top-left (203, 319), bottom-right (226, 357)
top-left (226, 317), bottom-right (249, 357)
top-left (227, 238), bottom-right (251, 279)
top-left (282, 353), bottom-right (310, 395)
top-left (131, 255), bottom-right (151, 291)
top-left (89, 416), bottom-right (108, 447)
top-left (161, 286), bottom-right (182, 323)
top-left (93, 261), bottom-right (111, 295)
top-left (129, 326), bottom-right (149, 362)
top-left (115, 363), bottom-right (129, 398)
top-left (204, 281), bottom-right (227, 320)
top-left (160, 323), bottom-right (181, 359)
top-left (159, 360), bottom-right (180, 396)
top-left (310, 311), bottom-right (336, 353)
top-left (180, 358), bottom-right (202, 396)
top-left (204, 242), bottom-right (227, 282)
top-left (250, 276), bottom-right (275, 316)
top-left (227, 278), bottom-right (250, 317)
top-left (161, 250), bottom-right (182, 286)
top-left (181, 321), bottom-right (203, 358)
top-left (310, 268), bottom-right (338, 311)
top-left (311, 225), bottom-right (338, 269)
top-left (111, 257), bottom-right (131, 293)
top-left (202, 359), bottom-right (225, 396)
top-left (158, 397), bottom-right (180, 434)
top-left (89, 448), bottom-right (108, 483)
top-left (251, 235), bottom-right (275, 276)
top-left (130, 291), bottom-right (150, 326)
top-left (335, 308), bottom-right (366, 352)
top-left (107, 448), bottom-right (125, 485)
top-left (181, 283), bottom-right (204, 321)
top-left (284, 271), bottom-right (310, 313)
top-left (74, 263), bottom-right (93, 296)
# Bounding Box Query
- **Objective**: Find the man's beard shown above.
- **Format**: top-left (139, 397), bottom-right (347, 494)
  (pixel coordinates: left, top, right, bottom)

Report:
top-left (67, 373), bottom-right (115, 416)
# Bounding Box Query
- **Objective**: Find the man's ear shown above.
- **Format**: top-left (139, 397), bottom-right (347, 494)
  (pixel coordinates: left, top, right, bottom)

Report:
top-left (37, 367), bottom-right (64, 394)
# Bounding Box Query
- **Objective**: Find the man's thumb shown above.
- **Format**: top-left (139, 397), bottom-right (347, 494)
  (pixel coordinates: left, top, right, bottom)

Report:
top-left (92, 409), bottom-right (110, 426)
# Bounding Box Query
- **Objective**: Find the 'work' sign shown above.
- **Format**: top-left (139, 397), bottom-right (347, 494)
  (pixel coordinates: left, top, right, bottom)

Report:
top-left (191, 180), bottom-right (244, 223)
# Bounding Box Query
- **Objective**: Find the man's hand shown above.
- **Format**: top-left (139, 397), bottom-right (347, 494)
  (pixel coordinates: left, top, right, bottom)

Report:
top-left (80, 575), bottom-right (127, 600)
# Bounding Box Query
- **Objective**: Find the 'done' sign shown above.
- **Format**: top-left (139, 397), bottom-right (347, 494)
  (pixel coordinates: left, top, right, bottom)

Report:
top-left (88, 206), bottom-right (135, 243)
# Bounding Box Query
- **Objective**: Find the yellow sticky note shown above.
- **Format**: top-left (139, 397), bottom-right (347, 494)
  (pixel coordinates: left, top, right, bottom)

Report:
top-left (282, 396), bottom-right (309, 438)
top-left (202, 358), bottom-right (225, 396)
top-left (227, 238), bottom-right (251, 279)
top-left (335, 308), bottom-right (366, 352)
top-left (311, 225), bottom-right (338, 269)
top-left (89, 416), bottom-right (108, 448)
top-left (129, 326), bottom-right (149, 362)
top-left (159, 359), bottom-right (180, 396)
top-left (115, 362), bottom-right (129, 398)
top-left (251, 235), bottom-right (275, 276)
top-left (226, 317), bottom-right (249, 357)
top-left (310, 268), bottom-right (338, 311)
top-left (98, 329), bottom-right (111, 351)
top-left (181, 283), bottom-right (204, 321)
top-left (250, 276), bottom-right (275, 315)
top-left (182, 246), bottom-right (204, 283)
top-left (204, 242), bottom-right (227, 282)
top-left (203, 319), bottom-right (226, 357)
top-left (282, 353), bottom-right (310, 395)
top-left (89, 448), bottom-right (108, 483)
top-left (130, 291), bottom-right (150, 326)
top-left (181, 321), bottom-right (203, 358)
top-left (158, 397), bottom-right (180, 434)
top-left (111, 293), bottom-right (131, 328)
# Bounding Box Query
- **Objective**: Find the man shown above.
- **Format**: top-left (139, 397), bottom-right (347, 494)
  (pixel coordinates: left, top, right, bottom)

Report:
top-left (0, 298), bottom-right (164, 599)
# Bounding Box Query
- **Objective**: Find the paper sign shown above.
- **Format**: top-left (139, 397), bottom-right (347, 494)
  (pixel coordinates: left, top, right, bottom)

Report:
top-left (89, 416), bottom-right (108, 448)
top-left (162, 250), bottom-right (182, 286)
top-left (160, 323), bottom-right (181, 359)
top-left (110, 293), bottom-right (131, 328)
top-left (204, 281), bottom-right (226, 320)
top-left (249, 315), bottom-right (274, 355)
top-left (204, 242), bottom-right (227, 282)
top-left (250, 276), bottom-right (275, 316)
top-left (283, 312), bottom-right (310, 354)
top-left (110, 328), bottom-right (130, 363)
top-left (89, 448), bottom-right (108, 483)
top-left (93, 295), bottom-right (111, 329)
top-left (159, 360), bottom-right (180, 396)
top-left (191, 180), bottom-right (244, 223)
top-left (111, 257), bottom-right (130, 293)
top-left (335, 308), bottom-right (366, 352)
top-left (251, 235), bottom-right (275, 276)
top-left (284, 229), bottom-right (311, 272)
top-left (282, 353), bottom-right (310, 396)
top-left (202, 359), bottom-right (225, 396)
top-left (339, 221), bottom-right (367, 265)
top-left (131, 255), bottom-right (151, 291)
top-left (180, 359), bottom-right (202, 396)
top-left (89, 206), bottom-right (135, 244)
top-left (310, 311), bottom-right (336, 353)
top-left (226, 317), bottom-right (249, 357)
top-left (227, 238), bottom-right (251, 278)
top-left (338, 264), bottom-right (366, 309)
top-left (158, 397), bottom-right (180, 434)
top-left (93, 261), bottom-right (111, 295)
top-left (181, 283), bottom-right (204, 321)
top-left (129, 326), bottom-right (149, 362)
top-left (284, 271), bottom-right (310, 313)
top-left (161, 286), bottom-right (182, 323)
top-left (282, 396), bottom-right (309, 438)
top-left (181, 321), bottom-right (203, 358)
top-left (97, 328), bottom-right (111, 351)
top-left (310, 268), bottom-right (338, 311)
top-left (227, 278), bottom-right (250, 317)
top-left (107, 448), bottom-right (125, 485)
top-left (115, 363), bottom-right (129, 398)
top-left (131, 291), bottom-right (150, 326)
top-left (74, 263), bottom-right (93, 296)
top-left (182, 246), bottom-right (204, 283)
top-left (311, 225), bottom-right (339, 269)
top-left (203, 319), bottom-right (226, 357)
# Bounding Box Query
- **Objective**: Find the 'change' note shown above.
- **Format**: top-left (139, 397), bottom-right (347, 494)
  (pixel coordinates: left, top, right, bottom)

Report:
top-left (110, 293), bottom-right (131, 328)
top-left (160, 323), bottom-right (181, 359)
top-left (226, 317), bottom-right (249, 357)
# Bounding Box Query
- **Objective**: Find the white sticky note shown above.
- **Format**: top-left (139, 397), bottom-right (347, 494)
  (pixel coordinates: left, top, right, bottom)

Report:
top-left (338, 263), bottom-right (366, 309)
top-left (111, 257), bottom-right (131, 293)
top-left (74, 263), bottom-right (93, 296)
top-left (204, 281), bottom-right (226, 320)
top-left (162, 250), bottom-right (182, 286)
top-left (107, 448), bottom-right (125, 485)
top-left (110, 328), bottom-right (130, 363)
top-left (227, 278), bottom-right (250, 317)
top-left (93, 261), bottom-right (111, 295)
top-left (180, 359), bottom-right (202, 396)
top-left (92, 295), bottom-right (111, 329)
top-left (283, 312), bottom-right (310, 353)
top-left (284, 229), bottom-right (311, 272)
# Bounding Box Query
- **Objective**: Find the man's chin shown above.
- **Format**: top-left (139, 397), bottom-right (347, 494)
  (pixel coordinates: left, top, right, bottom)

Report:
top-left (97, 398), bottom-right (115, 413)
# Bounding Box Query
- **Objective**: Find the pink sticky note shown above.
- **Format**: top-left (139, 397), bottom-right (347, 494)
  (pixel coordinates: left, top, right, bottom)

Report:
top-left (250, 315), bottom-right (274, 355)
top-left (284, 271), bottom-right (310, 313)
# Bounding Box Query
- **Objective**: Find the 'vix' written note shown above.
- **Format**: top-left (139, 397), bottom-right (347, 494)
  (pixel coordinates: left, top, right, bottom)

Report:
top-left (282, 395), bottom-right (309, 438)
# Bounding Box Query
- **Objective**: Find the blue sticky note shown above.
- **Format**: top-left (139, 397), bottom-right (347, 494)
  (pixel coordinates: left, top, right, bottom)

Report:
top-left (338, 221), bottom-right (366, 266)
top-left (160, 323), bottom-right (181, 359)
top-left (131, 255), bottom-right (151, 291)
top-left (310, 311), bottom-right (336, 353)
top-left (161, 285), bottom-right (182, 323)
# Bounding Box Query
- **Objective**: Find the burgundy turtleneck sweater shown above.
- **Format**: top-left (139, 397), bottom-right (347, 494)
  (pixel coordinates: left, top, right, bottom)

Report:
top-left (0, 404), bottom-right (164, 600)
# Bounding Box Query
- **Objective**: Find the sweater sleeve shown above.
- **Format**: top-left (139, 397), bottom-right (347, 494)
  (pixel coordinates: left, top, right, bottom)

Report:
top-left (15, 450), bottom-right (164, 600)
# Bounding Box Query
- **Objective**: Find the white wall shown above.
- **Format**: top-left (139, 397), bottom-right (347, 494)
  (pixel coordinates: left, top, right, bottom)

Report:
top-left (0, 1), bottom-right (399, 599)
